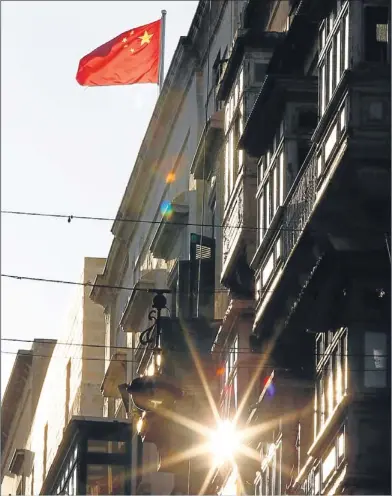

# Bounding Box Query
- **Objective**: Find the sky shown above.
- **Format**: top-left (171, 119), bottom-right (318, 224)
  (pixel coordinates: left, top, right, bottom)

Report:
top-left (1, 0), bottom-right (198, 394)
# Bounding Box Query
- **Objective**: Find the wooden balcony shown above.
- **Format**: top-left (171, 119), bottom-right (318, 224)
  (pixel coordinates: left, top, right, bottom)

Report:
top-left (251, 67), bottom-right (390, 340)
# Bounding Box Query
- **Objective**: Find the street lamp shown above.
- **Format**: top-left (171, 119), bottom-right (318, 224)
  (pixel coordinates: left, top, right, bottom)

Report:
top-left (208, 419), bottom-right (240, 467)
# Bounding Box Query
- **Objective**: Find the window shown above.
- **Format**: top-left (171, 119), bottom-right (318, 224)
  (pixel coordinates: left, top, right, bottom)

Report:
top-left (257, 146), bottom-right (284, 243)
top-left (221, 336), bottom-right (239, 419)
top-left (253, 62), bottom-right (266, 83)
top-left (322, 445), bottom-right (336, 483)
top-left (317, 101), bottom-right (347, 176)
top-left (86, 464), bottom-right (125, 495)
top-left (65, 360), bottom-right (71, 427)
top-left (315, 329), bottom-right (347, 436)
top-left (364, 6), bottom-right (389, 63)
top-left (224, 107), bottom-right (243, 204)
top-left (260, 441), bottom-right (282, 496)
top-left (43, 423), bottom-right (48, 480)
top-left (298, 109), bottom-right (318, 130)
top-left (364, 332), bottom-right (388, 388)
top-left (259, 238), bottom-right (282, 290)
top-left (318, 4), bottom-right (349, 116)
top-left (318, 428), bottom-right (346, 491)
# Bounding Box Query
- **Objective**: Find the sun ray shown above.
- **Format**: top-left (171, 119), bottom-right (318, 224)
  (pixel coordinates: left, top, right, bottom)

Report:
top-left (198, 465), bottom-right (218, 495)
top-left (179, 316), bottom-right (221, 423)
top-left (233, 336), bottom-right (278, 425)
top-left (236, 443), bottom-right (261, 464)
top-left (240, 403), bottom-right (311, 443)
top-left (157, 403), bottom-right (211, 438)
top-left (134, 442), bottom-right (210, 479)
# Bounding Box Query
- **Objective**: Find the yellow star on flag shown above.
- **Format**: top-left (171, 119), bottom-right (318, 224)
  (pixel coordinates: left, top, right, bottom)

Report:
top-left (139, 31), bottom-right (153, 45)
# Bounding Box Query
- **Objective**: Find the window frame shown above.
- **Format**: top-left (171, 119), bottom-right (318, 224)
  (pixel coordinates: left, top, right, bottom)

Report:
top-left (318, 2), bottom-right (349, 117)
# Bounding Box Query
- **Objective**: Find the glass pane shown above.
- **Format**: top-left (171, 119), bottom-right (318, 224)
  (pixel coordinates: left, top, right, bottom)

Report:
top-left (336, 31), bottom-right (341, 83)
top-left (364, 332), bottom-right (387, 388)
top-left (86, 464), bottom-right (125, 495)
top-left (259, 194), bottom-right (264, 242)
top-left (87, 439), bottom-right (127, 454)
top-left (265, 181), bottom-right (270, 226)
top-left (344, 13), bottom-right (349, 70)
top-left (273, 165), bottom-right (278, 214)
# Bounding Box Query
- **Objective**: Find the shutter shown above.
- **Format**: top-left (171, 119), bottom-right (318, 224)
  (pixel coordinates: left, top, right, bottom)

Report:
top-left (190, 234), bottom-right (216, 319)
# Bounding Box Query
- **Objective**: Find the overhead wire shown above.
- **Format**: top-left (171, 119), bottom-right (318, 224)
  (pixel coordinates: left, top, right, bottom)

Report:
top-left (1, 337), bottom-right (384, 357)
top-left (0, 350), bottom-right (383, 373)
top-left (0, 273), bottom-right (290, 295)
top-left (1, 209), bottom-right (389, 235)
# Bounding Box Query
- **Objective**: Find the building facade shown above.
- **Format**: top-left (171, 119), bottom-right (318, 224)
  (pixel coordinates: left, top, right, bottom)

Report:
top-left (1, 340), bottom-right (56, 496)
top-left (89, 0), bottom-right (390, 495)
top-left (1, 257), bottom-right (109, 495)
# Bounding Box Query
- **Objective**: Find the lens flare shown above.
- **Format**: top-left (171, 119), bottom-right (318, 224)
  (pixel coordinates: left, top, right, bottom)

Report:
top-left (208, 420), bottom-right (240, 466)
top-left (160, 200), bottom-right (173, 217)
top-left (166, 171), bottom-right (176, 184)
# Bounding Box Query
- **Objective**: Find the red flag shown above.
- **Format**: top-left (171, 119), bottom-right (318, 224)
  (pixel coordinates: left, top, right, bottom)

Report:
top-left (76, 19), bottom-right (161, 86)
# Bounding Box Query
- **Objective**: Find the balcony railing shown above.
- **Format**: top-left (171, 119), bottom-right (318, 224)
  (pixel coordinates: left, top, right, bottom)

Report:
top-left (282, 149), bottom-right (317, 263)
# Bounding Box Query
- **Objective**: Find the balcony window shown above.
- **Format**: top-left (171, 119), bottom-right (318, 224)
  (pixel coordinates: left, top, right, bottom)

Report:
top-left (259, 193), bottom-right (264, 241)
top-left (259, 237), bottom-right (282, 290)
top-left (86, 464), bottom-right (125, 495)
top-left (317, 101), bottom-right (347, 177)
top-left (257, 146), bottom-right (285, 243)
top-left (224, 85), bottom-right (244, 206)
top-left (364, 6), bottom-right (389, 63)
top-left (315, 329), bottom-right (347, 436)
top-left (319, 3), bottom-right (349, 117)
top-left (364, 331), bottom-right (388, 388)
top-left (258, 441), bottom-right (282, 496)
top-left (221, 336), bottom-right (239, 419)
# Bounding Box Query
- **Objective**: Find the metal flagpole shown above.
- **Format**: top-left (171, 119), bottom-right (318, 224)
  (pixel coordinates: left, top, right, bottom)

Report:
top-left (158, 9), bottom-right (167, 92)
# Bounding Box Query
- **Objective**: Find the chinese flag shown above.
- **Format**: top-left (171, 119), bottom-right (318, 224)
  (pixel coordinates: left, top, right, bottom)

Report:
top-left (76, 19), bottom-right (161, 86)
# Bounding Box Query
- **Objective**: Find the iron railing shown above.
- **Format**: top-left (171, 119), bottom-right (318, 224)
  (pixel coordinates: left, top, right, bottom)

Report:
top-left (282, 150), bottom-right (318, 263)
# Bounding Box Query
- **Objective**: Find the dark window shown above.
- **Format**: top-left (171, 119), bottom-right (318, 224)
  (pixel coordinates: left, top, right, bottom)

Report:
top-left (297, 142), bottom-right (310, 168)
top-left (254, 62), bottom-right (266, 83)
top-left (298, 109), bottom-right (318, 130)
top-left (364, 6), bottom-right (389, 62)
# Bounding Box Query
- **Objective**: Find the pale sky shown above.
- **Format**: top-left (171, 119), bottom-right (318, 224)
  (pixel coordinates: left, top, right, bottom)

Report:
top-left (1, 0), bottom-right (198, 393)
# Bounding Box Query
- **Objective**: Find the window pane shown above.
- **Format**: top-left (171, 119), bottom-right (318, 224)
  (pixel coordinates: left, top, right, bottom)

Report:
top-left (225, 143), bottom-right (229, 204)
top-left (336, 31), bottom-right (341, 83)
top-left (265, 181), bottom-right (270, 226)
top-left (229, 130), bottom-right (234, 192)
top-left (262, 253), bottom-right (274, 287)
top-left (259, 194), bottom-right (264, 242)
top-left (335, 344), bottom-right (343, 403)
top-left (343, 332), bottom-right (348, 391)
top-left (273, 166), bottom-right (278, 215)
top-left (364, 332), bottom-right (387, 388)
top-left (344, 13), bottom-right (349, 70)
top-left (320, 65), bottom-right (326, 115)
top-left (279, 154), bottom-right (284, 205)
top-left (87, 464), bottom-right (126, 495)
top-left (328, 46), bottom-right (334, 99)
top-left (322, 446), bottom-right (336, 483)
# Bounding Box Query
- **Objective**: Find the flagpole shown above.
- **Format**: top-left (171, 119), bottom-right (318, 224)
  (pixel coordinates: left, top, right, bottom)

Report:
top-left (158, 9), bottom-right (167, 93)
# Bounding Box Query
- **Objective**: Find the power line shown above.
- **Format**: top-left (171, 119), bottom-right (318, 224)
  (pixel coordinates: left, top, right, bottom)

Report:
top-left (0, 350), bottom-right (383, 372)
top-left (0, 273), bottom-right (275, 295)
top-left (0, 337), bottom-right (386, 358)
top-left (1, 209), bottom-right (388, 235)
